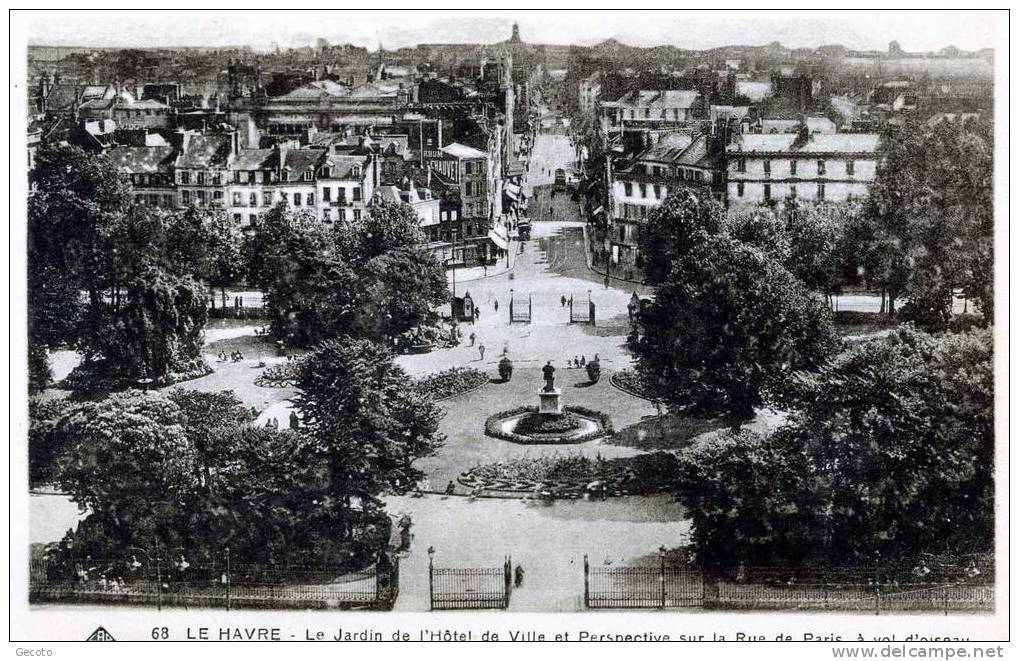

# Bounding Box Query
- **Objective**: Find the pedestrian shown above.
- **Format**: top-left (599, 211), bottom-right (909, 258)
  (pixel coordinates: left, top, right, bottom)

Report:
top-left (483, 264), bottom-right (488, 276)
top-left (494, 299), bottom-right (499, 312)
top-left (580, 355), bottom-right (586, 367)
top-left (469, 332), bottom-right (476, 347)
top-left (475, 307), bottom-right (481, 321)
top-left (560, 295), bottom-right (567, 307)
top-left (514, 564), bottom-right (525, 588)
top-left (574, 356), bottom-right (580, 369)
top-left (479, 344), bottom-right (486, 361)
top-left (445, 481), bottom-right (455, 496)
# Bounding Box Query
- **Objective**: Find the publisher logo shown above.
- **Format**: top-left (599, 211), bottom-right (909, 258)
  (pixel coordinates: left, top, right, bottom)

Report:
top-left (86, 627), bottom-right (116, 642)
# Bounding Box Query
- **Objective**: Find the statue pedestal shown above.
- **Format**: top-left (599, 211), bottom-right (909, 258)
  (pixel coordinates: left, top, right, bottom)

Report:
top-left (538, 388), bottom-right (563, 415)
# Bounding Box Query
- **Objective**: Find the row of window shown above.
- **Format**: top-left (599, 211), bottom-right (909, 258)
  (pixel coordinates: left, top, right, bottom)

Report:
top-left (617, 108), bottom-right (688, 121)
top-left (232, 207), bottom-right (365, 225)
top-left (134, 193), bottom-right (175, 207)
top-left (734, 158), bottom-right (855, 177)
top-left (734, 182), bottom-right (830, 201)
top-left (321, 186), bottom-right (362, 203)
top-left (620, 203), bottom-right (652, 220)
top-left (179, 171), bottom-right (223, 186)
top-left (130, 174), bottom-right (171, 187)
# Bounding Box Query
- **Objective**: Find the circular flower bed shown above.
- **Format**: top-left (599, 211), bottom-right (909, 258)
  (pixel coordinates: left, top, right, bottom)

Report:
top-left (484, 405), bottom-right (612, 444)
top-left (610, 369), bottom-right (662, 401)
top-left (254, 358), bottom-right (307, 388)
top-left (414, 367), bottom-right (489, 401)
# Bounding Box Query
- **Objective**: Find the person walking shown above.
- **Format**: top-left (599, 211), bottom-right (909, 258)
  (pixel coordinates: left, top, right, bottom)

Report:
top-left (469, 331), bottom-right (476, 347)
top-left (494, 299), bottom-right (499, 313)
top-left (560, 295), bottom-right (567, 307)
top-left (475, 307), bottom-right (481, 322)
top-left (514, 564), bottom-right (525, 588)
top-left (478, 344), bottom-right (486, 361)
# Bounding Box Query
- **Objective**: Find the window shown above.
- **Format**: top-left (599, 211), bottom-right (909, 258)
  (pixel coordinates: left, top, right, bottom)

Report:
top-left (213, 173), bottom-right (222, 185)
top-left (353, 188), bottom-right (362, 202)
top-left (197, 172), bottom-right (206, 185)
top-left (319, 167), bottom-right (331, 178)
top-left (250, 214), bottom-right (258, 225)
top-left (337, 188), bottom-right (346, 203)
top-left (214, 191), bottom-right (224, 202)
top-left (294, 193), bottom-right (302, 206)
top-left (338, 208), bottom-right (346, 222)
top-left (307, 193), bottom-right (314, 205)
top-left (818, 183), bottom-right (826, 200)
top-left (694, 171), bottom-right (704, 182)
top-left (736, 158), bottom-right (746, 173)
top-left (653, 184), bottom-right (661, 199)
top-left (233, 213), bottom-right (242, 223)
top-left (353, 209), bottom-right (361, 221)
top-left (763, 184), bottom-right (771, 201)
top-left (323, 209), bottom-right (332, 221)
top-left (234, 171), bottom-right (242, 183)
top-left (249, 192), bottom-right (257, 206)
top-left (180, 171), bottom-right (191, 184)
top-left (624, 182), bottom-right (633, 196)
top-left (233, 192), bottom-right (242, 206)
top-left (464, 161), bottom-right (472, 175)
top-left (322, 186), bottom-right (331, 202)
top-left (763, 159), bottom-right (771, 176)
top-left (182, 190), bottom-right (191, 204)
top-left (638, 183), bottom-right (647, 198)
top-left (847, 160), bottom-right (855, 176)
top-left (248, 172), bottom-right (256, 184)
top-left (264, 192), bottom-right (273, 206)
top-left (790, 185), bottom-right (797, 199)
top-left (817, 159), bottom-right (826, 176)
top-left (736, 182), bottom-right (744, 197)
top-left (302, 171), bottom-right (313, 182)
top-left (790, 160), bottom-right (797, 176)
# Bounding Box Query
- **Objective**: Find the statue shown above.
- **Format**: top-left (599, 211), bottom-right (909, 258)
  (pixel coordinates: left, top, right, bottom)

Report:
top-left (542, 361), bottom-right (556, 392)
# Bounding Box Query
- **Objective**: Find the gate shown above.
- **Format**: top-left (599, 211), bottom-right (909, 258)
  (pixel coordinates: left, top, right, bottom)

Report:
top-left (430, 556), bottom-right (512, 610)
top-left (509, 291), bottom-right (531, 324)
top-left (568, 295), bottom-right (596, 325)
top-left (584, 555), bottom-right (704, 609)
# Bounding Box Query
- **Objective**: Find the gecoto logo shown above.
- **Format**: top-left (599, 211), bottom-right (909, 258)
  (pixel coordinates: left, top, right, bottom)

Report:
top-left (15, 649), bottom-right (53, 656)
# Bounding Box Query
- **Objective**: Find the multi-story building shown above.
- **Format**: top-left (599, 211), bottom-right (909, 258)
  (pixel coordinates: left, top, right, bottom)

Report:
top-left (175, 132), bottom-right (236, 210)
top-left (426, 142), bottom-right (498, 264)
top-left (599, 89), bottom-right (706, 141)
top-left (726, 128), bottom-right (879, 206)
top-left (316, 153), bottom-right (375, 224)
top-left (112, 98), bottom-right (171, 129)
top-left (609, 131), bottom-right (725, 268)
top-left (578, 73), bottom-right (602, 122)
top-left (108, 143), bottom-right (178, 209)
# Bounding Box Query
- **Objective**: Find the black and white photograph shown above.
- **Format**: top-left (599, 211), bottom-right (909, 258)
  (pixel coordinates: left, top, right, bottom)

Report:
top-left (8, 6), bottom-right (1009, 650)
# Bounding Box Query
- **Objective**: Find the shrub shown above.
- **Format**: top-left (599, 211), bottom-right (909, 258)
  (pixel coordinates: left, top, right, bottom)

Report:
top-left (513, 411), bottom-right (581, 435)
top-left (585, 358), bottom-right (601, 383)
top-left (255, 358), bottom-right (307, 388)
top-left (498, 356), bottom-right (514, 382)
top-left (414, 366), bottom-right (488, 401)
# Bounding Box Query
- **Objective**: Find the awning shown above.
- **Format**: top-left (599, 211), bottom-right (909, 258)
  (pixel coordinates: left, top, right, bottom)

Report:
top-left (503, 183), bottom-right (520, 201)
top-left (487, 227), bottom-right (509, 250)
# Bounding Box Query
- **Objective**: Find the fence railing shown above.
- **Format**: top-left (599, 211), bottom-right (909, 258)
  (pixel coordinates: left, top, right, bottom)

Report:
top-left (583, 558), bottom-right (994, 613)
top-left (429, 556), bottom-right (512, 610)
top-left (30, 555), bottom-right (399, 611)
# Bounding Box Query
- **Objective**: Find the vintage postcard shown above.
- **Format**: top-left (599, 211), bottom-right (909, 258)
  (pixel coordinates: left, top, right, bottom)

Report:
top-left (7, 6), bottom-right (1009, 653)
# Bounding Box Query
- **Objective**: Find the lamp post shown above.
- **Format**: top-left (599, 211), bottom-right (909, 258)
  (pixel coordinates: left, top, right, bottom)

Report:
top-left (223, 547), bottom-right (231, 611)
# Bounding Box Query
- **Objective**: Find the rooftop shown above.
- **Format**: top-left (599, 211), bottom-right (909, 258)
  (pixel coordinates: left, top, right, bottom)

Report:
top-left (730, 132), bottom-right (880, 154)
top-left (440, 142), bottom-right (487, 160)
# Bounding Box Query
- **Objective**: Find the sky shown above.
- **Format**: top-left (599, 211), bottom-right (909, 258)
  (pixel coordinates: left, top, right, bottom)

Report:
top-left (21, 10), bottom-right (999, 53)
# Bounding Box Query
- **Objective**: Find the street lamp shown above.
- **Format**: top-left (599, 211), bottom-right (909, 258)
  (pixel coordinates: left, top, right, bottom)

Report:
top-left (427, 546), bottom-right (436, 610)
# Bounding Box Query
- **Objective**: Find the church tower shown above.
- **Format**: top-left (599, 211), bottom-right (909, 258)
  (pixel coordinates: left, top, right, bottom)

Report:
top-left (510, 22), bottom-right (521, 44)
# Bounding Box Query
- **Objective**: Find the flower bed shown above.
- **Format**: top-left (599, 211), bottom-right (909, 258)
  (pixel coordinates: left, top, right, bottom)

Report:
top-left (414, 367), bottom-right (489, 401)
top-left (457, 451), bottom-right (679, 497)
top-left (254, 358), bottom-right (307, 388)
top-left (610, 369), bottom-right (662, 401)
top-left (513, 411), bottom-right (582, 435)
top-left (484, 405), bottom-right (613, 444)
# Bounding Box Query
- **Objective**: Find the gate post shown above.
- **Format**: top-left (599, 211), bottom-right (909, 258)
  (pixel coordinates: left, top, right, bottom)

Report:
top-left (428, 547), bottom-right (435, 611)
top-left (583, 555), bottom-right (589, 609)
top-left (659, 547), bottom-right (666, 609)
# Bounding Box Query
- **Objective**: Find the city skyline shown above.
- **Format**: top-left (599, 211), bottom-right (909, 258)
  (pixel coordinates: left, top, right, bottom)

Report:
top-left (23, 10), bottom-right (997, 54)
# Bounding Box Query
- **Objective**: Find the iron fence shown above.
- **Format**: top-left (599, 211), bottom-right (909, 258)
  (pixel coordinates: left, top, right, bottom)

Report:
top-left (583, 558), bottom-right (994, 613)
top-left (430, 556), bottom-right (512, 610)
top-left (30, 554), bottom-right (398, 611)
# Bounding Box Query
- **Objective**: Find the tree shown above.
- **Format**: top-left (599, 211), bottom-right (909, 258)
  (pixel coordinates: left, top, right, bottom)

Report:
top-left (354, 247), bottom-right (449, 340)
top-left (783, 201), bottom-right (859, 301)
top-left (636, 234), bottom-right (839, 419)
top-left (201, 211), bottom-right (246, 303)
top-left (638, 189), bottom-right (725, 286)
top-left (863, 119), bottom-right (993, 325)
top-left (778, 326), bottom-right (994, 563)
top-left (676, 429), bottom-right (818, 567)
top-left (55, 390), bottom-right (197, 549)
top-left (75, 267), bottom-right (208, 383)
top-left (246, 201), bottom-right (448, 347)
top-left (292, 338), bottom-right (444, 540)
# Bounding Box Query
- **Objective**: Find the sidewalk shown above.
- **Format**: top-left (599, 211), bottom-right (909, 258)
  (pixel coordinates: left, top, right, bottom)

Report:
top-left (446, 242), bottom-right (516, 286)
